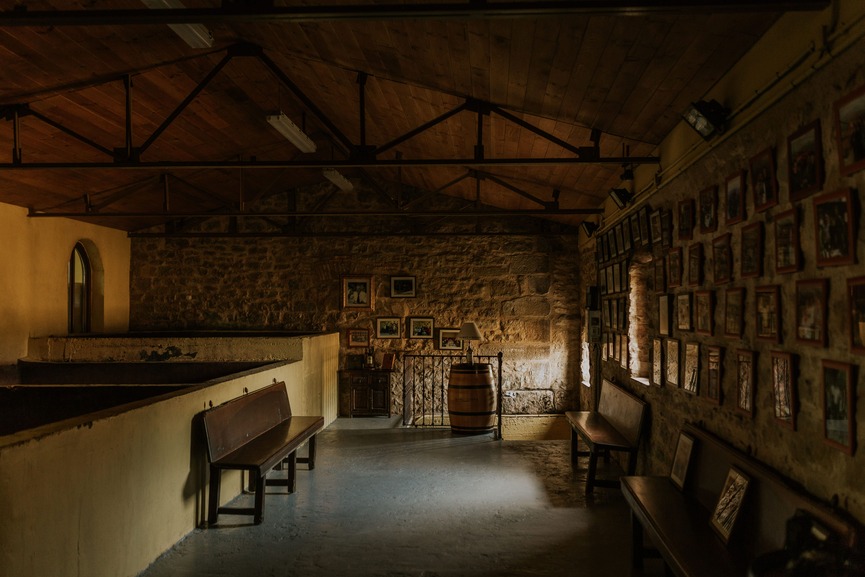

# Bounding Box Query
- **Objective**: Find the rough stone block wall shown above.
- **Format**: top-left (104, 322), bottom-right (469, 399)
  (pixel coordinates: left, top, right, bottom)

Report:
top-left (129, 190), bottom-right (584, 417)
top-left (592, 39), bottom-right (865, 523)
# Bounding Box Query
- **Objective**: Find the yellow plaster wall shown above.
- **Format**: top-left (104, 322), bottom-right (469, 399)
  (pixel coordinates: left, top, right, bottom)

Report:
top-left (0, 202), bottom-right (131, 364)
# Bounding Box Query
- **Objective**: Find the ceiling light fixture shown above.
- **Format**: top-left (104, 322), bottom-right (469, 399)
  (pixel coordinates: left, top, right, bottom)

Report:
top-left (580, 221), bottom-right (599, 237)
top-left (609, 188), bottom-right (633, 210)
top-left (266, 112), bottom-right (317, 153)
top-left (323, 168), bottom-right (353, 191)
top-left (140, 0), bottom-right (214, 49)
top-left (683, 99), bottom-right (729, 140)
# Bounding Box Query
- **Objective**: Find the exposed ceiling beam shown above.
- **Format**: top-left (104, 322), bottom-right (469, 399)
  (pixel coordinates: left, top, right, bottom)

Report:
top-left (0, 1), bottom-right (830, 27)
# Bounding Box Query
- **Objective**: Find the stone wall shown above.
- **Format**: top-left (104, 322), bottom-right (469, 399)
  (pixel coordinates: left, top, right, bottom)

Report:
top-left (129, 189), bottom-right (584, 416)
top-left (593, 37), bottom-right (865, 522)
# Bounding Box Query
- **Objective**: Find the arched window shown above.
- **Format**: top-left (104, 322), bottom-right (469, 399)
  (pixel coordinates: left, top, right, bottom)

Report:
top-left (68, 242), bottom-right (91, 333)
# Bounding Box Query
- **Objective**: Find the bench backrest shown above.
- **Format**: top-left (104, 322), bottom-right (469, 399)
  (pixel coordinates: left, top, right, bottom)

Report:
top-left (203, 382), bottom-right (293, 462)
top-left (597, 379), bottom-right (646, 447)
top-left (682, 422), bottom-right (860, 556)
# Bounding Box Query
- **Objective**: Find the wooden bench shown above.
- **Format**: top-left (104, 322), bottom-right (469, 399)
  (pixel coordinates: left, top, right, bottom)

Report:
top-left (202, 381), bottom-right (324, 525)
top-left (565, 379), bottom-right (647, 494)
top-left (621, 422), bottom-right (861, 577)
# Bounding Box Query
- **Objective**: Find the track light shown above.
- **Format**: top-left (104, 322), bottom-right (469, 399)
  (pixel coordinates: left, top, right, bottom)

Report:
top-left (683, 99), bottom-right (729, 140)
top-left (266, 112), bottom-right (317, 153)
top-left (609, 188), bottom-right (633, 210)
top-left (323, 168), bottom-right (353, 191)
top-left (140, 0), bottom-right (214, 49)
top-left (581, 221), bottom-right (599, 237)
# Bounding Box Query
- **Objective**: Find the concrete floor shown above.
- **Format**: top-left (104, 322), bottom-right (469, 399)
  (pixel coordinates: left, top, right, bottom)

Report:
top-left (138, 418), bottom-right (666, 577)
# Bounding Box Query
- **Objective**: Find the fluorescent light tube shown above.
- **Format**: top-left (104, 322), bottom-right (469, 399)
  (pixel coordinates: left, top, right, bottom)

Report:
top-left (266, 112), bottom-right (317, 153)
top-left (323, 168), bottom-right (353, 191)
top-left (140, 0), bottom-right (214, 49)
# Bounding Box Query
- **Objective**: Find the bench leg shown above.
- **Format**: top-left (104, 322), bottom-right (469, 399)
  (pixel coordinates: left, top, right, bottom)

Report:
top-left (253, 471), bottom-right (266, 524)
top-left (287, 451), bottom-right (297, 493)
top-left (208, 466), bottom-right (221, 525)
top-left (627, 450), bottom-right (638, 476)
top-left (631, 510), bottom-right (644, 571)
top-left (586, 451), bottom-right (598, 495)
top-left (295, 435), bottom-right (317, 470)
top-left (570, 428), bottom-right (578, 462)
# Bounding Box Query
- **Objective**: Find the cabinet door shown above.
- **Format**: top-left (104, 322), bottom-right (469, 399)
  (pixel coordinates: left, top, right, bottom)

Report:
top-left (351, 384), bottom-right (372, 412)
top-left (370, 374), bottom-right (390, 413)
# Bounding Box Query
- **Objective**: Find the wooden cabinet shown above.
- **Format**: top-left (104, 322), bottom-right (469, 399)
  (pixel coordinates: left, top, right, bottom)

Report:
top-left (338, 370), bottom-right (392, 417)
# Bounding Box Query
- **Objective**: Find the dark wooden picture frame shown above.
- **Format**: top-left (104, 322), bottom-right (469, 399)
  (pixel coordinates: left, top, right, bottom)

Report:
top-left (683, 341), bottom-right (700, 395)
top-left (711, 467), bottom-right (750, 544)
top-left (795, 279), bottom-right (828, 346)
top-left (712, 233), bottom-right (732, 285)
top-left (666, 338), bottom-right (680, 387)
top-left (848, 276), bottom-right (865, 354)
top-left (347, 328), bottom-right (370, 348)
top-left (833, 83), bottom-right (865, 176)
top-left (640, 206), bottom-right (652, 247)
top-left (342, 275), bottom-right (374, 310)
top-left (376, 317), bottom-right (401, 339)
top-left (749, 147), bottom-right (778, 212)
top-left (725, 171), bottom-right (745, 226)
top-left (822, 360), bottom-right (856, 455)
top-left (755, 285), bottom-right (781, 343)
top-left (814, 188), bottom-right (856, 267)
top-left (695, 290), bottom-right (714, 336)
top-left (788, 120), bottom-right (823, 200)
top-left (659, 294), bottom-right (672, 336)
top-left (390, 275), bottom-right (416, 298)
top-left (724, 287), bottom-right (745, 337)
top-left (774, 208), bottom-right (801, 274)
top-left (677, 292), bottom-right (692, 331)
top-left (437, 328), bottom-right (463, 350)
top-left (688, 242), bottom-right (703, 287)
top-left (706, 346), bottom-right (723, 405)
top-left (654, 257), bottom-right (666, 293)
top-left (650, 209), bottom-right (663, 245)
top-left (630, 213), bottom-right (642, 247)
top-left (736, 349), bottom-right (755, 416)
top-left (670, 432), bottom-right (695, 491)
top-left (771, 351), bottom-right (796, 430)
top-left (699, 185), bottom-right (718, 233)
top-left (678, 198), bottom-right (695, 241)
top-left (652, 337), bottom-right (664, 387)
top-left (668, 247), bottom-right (683, 288)
top-left (408, 317), bottom-right (434, 339)
top-left (740, 222), bottom-right (763, 278)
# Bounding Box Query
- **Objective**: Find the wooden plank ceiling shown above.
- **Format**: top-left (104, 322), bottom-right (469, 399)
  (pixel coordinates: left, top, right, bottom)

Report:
top-left (0, 1), bottom-right (799, 231)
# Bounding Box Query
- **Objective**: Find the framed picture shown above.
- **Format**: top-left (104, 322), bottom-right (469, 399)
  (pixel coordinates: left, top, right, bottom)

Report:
top-left (725, 171), bottom-right (745, 226)
top-left (706, 346), bottom-right (723, 405)
top-left (408, 317), bottom-right (434, 339)
top-left (724, 288), bottom-right (745, 337)
top-left (659, 294), bottom-right (671, 336)
top-left (640, 206), bottom-right (651, 247)
top-left (814, 188), bottom-right (856, 267)
top-left (652, 337), bottom-right (664, 386)
top-left (740, 222), bottom-right (763, 278)
top-left (774, 208), bottom-right (801, 274)
top-left (390, 276), bottom-right (416, 298)
top-left (749, 147), bottom-right (778, 212)
top-left (711, 467), bottom-right (750, 544)
top-left (834, 83), bottom-right (865, 176)
top-left (668, 247), bottom-right (683, 288)
top-left (736, 349), bottom-right (755, 416)
top-left (678, 199), bottom-right (695, 241)
top-left (771, 351), bottom-right (796, 430)
top-left (661, 210), bottom-right (674, 248)
top-left (650, 209), bottom-right (663, 245)
top-left (630, 213), bottom-right (642, 247)
top-left (654, 258), bottom-right (666, 293)
top-left (849, 276), bottom-right (865, 354)
top-left (688, 242), bottom-right (702, 287)
top-left (755, 285), bottom-right (781, 343)
top-left (376, 317), bottom-right (401, 339)
top-left (677, 292), bottom-right (692, 331)
top-left (712, 233), bottom-right (732, 285)
top-left (822, 360), bottom-right (855, 455)
top-left (795, 279), bottom-right (827, 346)
top-left (437, 328), bottom-right (462, 350)
top-left (695, 290), bottom-right (714, 336)
top-left (619, 334), bottom-right (628, 369)
top-left (683, 342), bottom-right (699, 395)
top-left (342, 275), bottom-right (374, 310)
top-left (347, 328), bottom-right (370, 348)
top-left (380, 352), bottom-right (396, 370)
top-left (666, 338), bottom-right (680, 387)
top-left (699, 185), bottom-right (718, 233)
top-left (669, 432), bottom-right (695, 491)
top-left (601, 333), bottom-right (609, 360)
top-left (788, 120), bottom-right (823, 200)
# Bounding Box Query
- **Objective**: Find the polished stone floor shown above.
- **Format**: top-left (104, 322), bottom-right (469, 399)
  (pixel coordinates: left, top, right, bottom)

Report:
top-left (137, 417), bottom-right (665, 577)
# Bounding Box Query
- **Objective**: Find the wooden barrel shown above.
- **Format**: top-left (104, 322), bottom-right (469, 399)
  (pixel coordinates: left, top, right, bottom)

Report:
top-left (447, 363), bottom-right (496, 434)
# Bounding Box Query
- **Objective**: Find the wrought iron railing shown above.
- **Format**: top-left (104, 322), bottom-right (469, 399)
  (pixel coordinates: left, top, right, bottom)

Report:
top-left (400, 352), bottom-right (504, 439)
